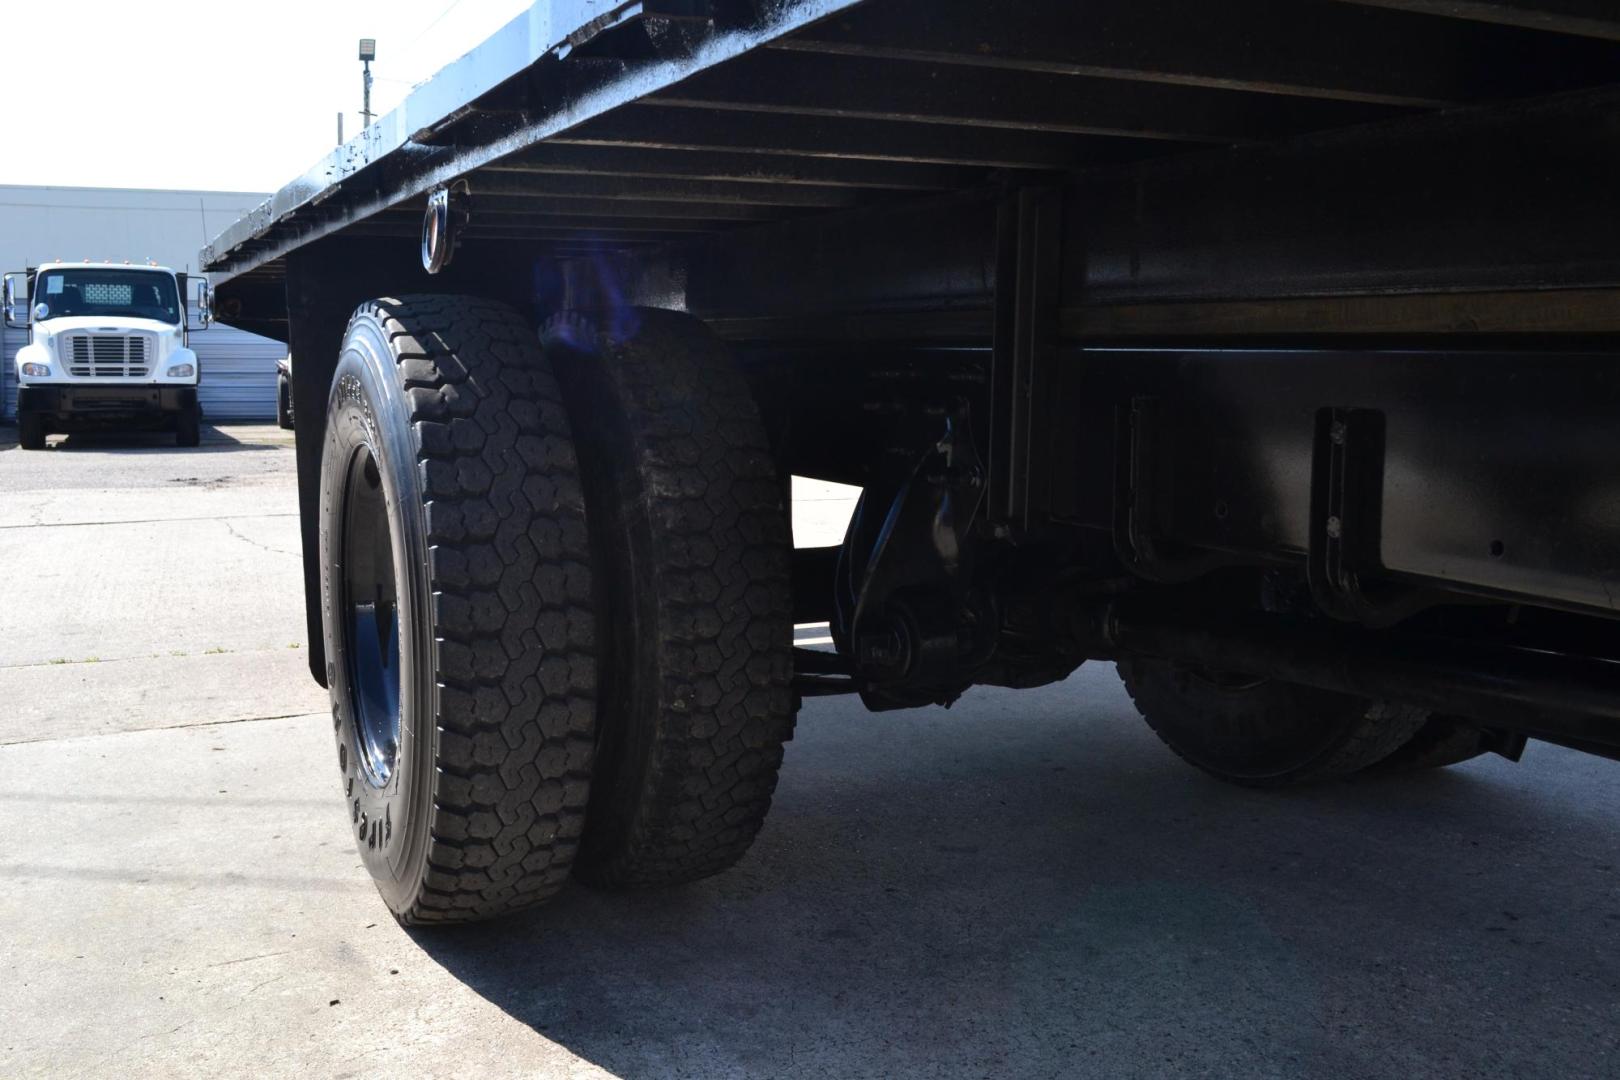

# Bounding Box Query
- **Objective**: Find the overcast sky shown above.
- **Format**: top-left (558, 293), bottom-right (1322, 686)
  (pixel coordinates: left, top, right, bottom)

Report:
top-left (7, 0), bottom-right (530, 194)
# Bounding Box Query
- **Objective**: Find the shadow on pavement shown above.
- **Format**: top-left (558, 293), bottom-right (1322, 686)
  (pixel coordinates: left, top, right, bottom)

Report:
top-left (409, 667), bottom-right (1620, 1080)
top-left (45, 424), bottom-right (279, 453)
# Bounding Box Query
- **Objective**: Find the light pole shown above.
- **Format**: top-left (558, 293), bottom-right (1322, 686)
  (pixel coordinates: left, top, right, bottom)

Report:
top-left (358, 38), bottom-right (376, 128)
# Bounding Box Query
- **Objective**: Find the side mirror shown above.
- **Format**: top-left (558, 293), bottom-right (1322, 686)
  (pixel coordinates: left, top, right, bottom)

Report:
top-left (190, 278), bottom-right (213, 329)
top-left (2, 272), bottom-right (26, 329)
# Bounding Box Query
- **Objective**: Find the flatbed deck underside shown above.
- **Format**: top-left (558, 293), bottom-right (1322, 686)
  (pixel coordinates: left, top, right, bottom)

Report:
top-left (206, 0), bottom-right (1620, 343)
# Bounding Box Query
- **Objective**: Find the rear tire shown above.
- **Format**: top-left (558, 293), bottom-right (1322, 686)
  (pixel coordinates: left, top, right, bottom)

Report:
top-left (18, 413), bottom-right (45, 450)
top-left (175, 404), bottom-right (201, 447)
top-left (276, 373), bottom-right (294, 430)
top-left (1364, 715), bottom-right (1491, 774)
top-left (320, 294), bottom-right (598, 924)
top-left (544, 308), bottom-right (795, 890)
top-left (1118, 655), bottom-right (1428, 787)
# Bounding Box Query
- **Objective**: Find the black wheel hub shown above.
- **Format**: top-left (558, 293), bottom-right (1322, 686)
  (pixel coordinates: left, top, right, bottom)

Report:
top-left (342, 448), bottom-right (401, 788)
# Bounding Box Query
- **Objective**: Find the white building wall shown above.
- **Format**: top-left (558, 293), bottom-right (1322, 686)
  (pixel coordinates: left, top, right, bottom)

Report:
top-left (0, 185), bottom-right (265, 275)
top-left (0, 185), bottom-right (282, 421)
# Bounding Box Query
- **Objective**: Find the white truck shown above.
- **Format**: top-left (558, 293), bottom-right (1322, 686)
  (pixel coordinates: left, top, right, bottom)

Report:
top-left (4, 262), bottom-right (211, 449)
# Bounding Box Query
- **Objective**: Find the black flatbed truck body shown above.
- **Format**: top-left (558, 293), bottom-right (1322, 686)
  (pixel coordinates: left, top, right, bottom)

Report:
top-left (205, 0), bottom-right (1620, 765)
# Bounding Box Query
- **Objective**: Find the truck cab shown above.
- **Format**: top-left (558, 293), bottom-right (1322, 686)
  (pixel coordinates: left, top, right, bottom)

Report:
top-left (4, 262), bottom-right (210, 449)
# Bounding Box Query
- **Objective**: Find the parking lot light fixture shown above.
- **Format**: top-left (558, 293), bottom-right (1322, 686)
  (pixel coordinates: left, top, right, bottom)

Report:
top-left (358, 39), bottom-right (376, 127)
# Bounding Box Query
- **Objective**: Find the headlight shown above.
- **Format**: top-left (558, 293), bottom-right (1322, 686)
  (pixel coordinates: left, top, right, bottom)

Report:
top-left (166, 363), bottom-right (195, 378)
top-left (21, 362), bottom-right (50, 377)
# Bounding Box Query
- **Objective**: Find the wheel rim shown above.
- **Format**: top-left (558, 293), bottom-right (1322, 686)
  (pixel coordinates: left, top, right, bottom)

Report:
top-left (342, 446), bottom-right (401, 788)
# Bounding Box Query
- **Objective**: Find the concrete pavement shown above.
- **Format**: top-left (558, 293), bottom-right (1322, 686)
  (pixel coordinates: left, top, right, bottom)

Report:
top-left (1, 424), bottom-right (1617, 1079)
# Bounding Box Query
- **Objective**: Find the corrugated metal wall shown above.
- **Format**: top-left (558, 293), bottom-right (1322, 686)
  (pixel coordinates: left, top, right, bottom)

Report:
top-left (2, 324), bottom-right (19, 421)
top-left (195, 326), bottom-right (283, 420)
top-left (0, 323), bottom-right (282, 422)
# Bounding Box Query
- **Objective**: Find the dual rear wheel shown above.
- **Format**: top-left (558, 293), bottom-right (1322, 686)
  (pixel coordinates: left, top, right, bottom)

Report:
top-left (318, 295), bottom-right (792, 924)
top-left (1117, 656), bottom-right (1495, 787)
top-left (318, 294), bottom-right (1470, 921)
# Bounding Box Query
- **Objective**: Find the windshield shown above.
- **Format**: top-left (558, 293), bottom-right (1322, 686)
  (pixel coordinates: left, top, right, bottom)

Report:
top-left (33, 268), bottom-right (180, 324)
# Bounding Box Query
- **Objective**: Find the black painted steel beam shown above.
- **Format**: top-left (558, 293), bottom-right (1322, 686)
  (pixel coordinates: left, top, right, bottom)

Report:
top-left (679, 84), bottom-right (1620, 335)
top-left (388, 193), bottom-right (794, 221)
top-left (485, 141), bottom-right (982, 190)
top-left (650, 50), bottom-right (1409, 144)
top-left (1072, 83), bottom-right (1620, 305)
top-left (777, 0), bottom-right (1620, 107)
top-left (363, 211), bottom-right (717, 233)
top-left (465, 170), bottom-right (879, 208)
top-left (1333, 0), bottom-right (1620, 41)
top-left (348, 223), bottom-right (688, 245)
top-left (557, 105), bottom-right (1162, 169)
top-left (1106, 610), bottom-right (1620, 738)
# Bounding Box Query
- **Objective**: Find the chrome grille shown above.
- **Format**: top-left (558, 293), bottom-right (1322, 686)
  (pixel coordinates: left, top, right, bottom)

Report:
top-left (65, 334), bottom-right (152, 378)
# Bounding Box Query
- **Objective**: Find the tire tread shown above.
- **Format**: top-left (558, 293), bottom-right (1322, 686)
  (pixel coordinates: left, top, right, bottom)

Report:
top-left (1363, 715), bottom-right (1491, 774)
top-left (359, 294), bottom-right (596, 924)
top-left (550, 309), bottom-right (794, 889)
top-left (1118, 657), bottom-right (1427, 788)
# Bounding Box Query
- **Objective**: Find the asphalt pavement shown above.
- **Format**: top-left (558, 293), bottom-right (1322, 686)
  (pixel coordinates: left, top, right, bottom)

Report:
top-left (0, 422), bottom-right (1616, 1079)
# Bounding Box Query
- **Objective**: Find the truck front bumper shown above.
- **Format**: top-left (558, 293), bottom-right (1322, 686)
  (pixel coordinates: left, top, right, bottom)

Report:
top-left (18, 385), bottom-right (198, 426)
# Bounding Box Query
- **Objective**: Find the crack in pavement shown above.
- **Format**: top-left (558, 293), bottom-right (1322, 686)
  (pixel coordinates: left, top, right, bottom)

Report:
top-left (207, 949), bottom-right (296, 969)
top-left (0, 511), bottom-right (298, 531)
top-left (0, 710), bottom-right (325, 748)
top-left (0, 645), bottom-right (300, 672)
top-left (221, 518), bottom-right (301, 557)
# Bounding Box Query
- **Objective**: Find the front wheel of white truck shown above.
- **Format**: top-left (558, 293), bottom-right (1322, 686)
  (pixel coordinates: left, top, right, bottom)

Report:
top-left (174, 403), bottom-right (201, 448)
top-left (319, 295), bottom-right (599, 924)
top-left (17, 412), bottom-right (45, 451)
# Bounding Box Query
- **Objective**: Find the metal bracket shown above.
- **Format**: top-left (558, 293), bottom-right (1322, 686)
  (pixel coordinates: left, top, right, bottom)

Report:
top-left (421, 180), bottom-right (471, 275)
top-left (989, 186), bottom-right (1063, 533)
top-left (1307, 406), bottom-right (1434, 627)
top-left (1113, 396), bottom-right (1230, 583)
top-left (831, 412), bottom-right (990, 710)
